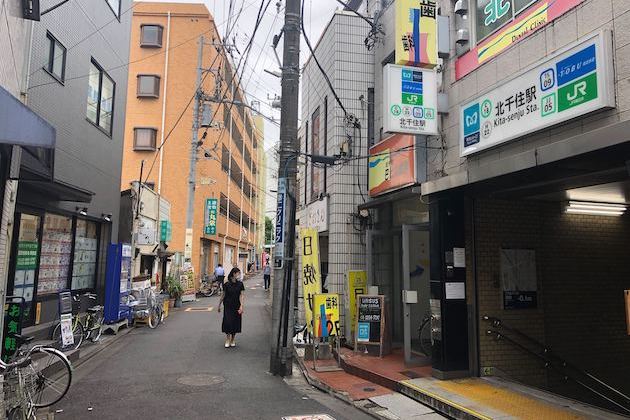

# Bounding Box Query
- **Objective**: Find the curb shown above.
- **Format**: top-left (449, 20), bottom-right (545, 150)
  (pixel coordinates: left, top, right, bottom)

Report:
top-left (293, 350), bottom-right (390, 420)
top-left (72, 327), bottom-right (133, 369)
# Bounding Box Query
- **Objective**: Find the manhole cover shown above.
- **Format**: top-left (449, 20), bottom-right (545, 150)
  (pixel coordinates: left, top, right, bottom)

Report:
top-left (177, 374), bottom-right (225, 386)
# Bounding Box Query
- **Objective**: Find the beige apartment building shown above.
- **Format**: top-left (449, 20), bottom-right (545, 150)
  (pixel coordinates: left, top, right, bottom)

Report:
top-left (121, 2), bottom-right (262, 287)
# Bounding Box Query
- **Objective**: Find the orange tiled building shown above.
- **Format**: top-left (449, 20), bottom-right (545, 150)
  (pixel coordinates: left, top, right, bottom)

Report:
top-left (121, 2), bottom-right (261, 286)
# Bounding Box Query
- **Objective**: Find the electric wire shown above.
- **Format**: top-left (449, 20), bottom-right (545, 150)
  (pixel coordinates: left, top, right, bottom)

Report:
top-left (27, 0), bottom-right (262, 90)
top-left (300, 0), bottom-right (348, 117)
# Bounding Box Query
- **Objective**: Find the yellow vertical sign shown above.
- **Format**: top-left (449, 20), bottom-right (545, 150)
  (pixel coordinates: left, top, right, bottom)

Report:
top-left (300, 228), bottom-right (321, 333)
top-left (347, 270), bottom-right (367, 337)
top-left (313, 294), bottom-right (341, 338)
top-left (395, 0), bottom-right (438, 68)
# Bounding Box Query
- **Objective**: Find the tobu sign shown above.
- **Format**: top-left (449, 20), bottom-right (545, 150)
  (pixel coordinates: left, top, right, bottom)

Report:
top-left (460, 31), bottom-right (614, 157)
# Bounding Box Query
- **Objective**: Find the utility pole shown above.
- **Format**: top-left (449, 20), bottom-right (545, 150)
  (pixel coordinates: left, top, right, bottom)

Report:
top-left (270, 0), bottom-right (301, 376)
top-left (185, 36), bottom-right (204, 266)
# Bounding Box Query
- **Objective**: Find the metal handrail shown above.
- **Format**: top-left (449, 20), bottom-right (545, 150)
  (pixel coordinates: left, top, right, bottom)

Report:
top-left (484, 316), bottom-right (630, 414)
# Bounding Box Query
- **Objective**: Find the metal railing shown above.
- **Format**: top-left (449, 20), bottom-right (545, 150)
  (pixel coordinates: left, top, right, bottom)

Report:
top-left (483, 315), bottom-right (630, 415)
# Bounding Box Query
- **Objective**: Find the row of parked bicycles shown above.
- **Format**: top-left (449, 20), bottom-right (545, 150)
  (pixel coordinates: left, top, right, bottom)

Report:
top-left (2, 288), bottom-right (167, 419)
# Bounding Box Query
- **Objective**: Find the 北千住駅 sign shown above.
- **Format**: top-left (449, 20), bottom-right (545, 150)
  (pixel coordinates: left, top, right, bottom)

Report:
top-left (383, 64), bottom-right (438, 136)
top-left (460, 31), bottom-right (614, 157)
top-left (456, 0), bottom-right (585, 80)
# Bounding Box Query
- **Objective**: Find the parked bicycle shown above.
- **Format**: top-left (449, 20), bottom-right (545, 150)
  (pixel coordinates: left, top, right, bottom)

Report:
top-left (129, 287), bottom-right (164, 329)
top-left (3, 334), bottom-right (72, 419)
top-left (198, 274), bottom-right (221, 298)
top-left (51, 293), bottom-right (104, 351)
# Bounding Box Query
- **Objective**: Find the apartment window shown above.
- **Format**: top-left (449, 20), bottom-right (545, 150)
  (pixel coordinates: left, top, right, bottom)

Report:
top-left (106, 0), bottom-right (121, 18)
top-left (474, 0), bottom-right (537, 42)
top-left (133, 128), bottom-right (157, 151)
top-left (86, 59), bottom-right (115, 135)
top-left (45, 32), bottom-right (66, 82)
top-left (140, 25), bottom-right (163, 48)
top-left (137, 74), bottom-right (160, 98)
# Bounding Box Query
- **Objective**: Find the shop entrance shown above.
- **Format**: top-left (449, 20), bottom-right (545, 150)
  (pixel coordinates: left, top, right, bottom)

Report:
top-left (368, 223), bottom-right (431, 364)
top-left (402, 224), bottom-right (430, 365)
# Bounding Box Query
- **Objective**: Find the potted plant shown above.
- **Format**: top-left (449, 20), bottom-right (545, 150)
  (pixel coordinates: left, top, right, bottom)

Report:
top-left (167, 276), bottom-right (184, 308)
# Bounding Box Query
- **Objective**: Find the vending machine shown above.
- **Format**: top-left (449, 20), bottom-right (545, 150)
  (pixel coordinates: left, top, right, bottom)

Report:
top-left (104, 243), bottom-right (132, 324)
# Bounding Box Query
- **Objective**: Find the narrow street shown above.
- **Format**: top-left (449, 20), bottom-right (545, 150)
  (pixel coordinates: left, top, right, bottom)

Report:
top-left (51, 274), bottom-right (369, 420)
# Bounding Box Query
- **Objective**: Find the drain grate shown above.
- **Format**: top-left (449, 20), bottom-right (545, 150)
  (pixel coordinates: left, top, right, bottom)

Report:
top-left (363, 387), bottom-right (376, 392)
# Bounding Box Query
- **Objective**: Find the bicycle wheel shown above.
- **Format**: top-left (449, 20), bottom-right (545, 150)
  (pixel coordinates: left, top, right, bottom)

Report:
top-left (148, 307), bottom-right (159, 329)
top-left (26, 346), bottom-right (72, 408)
top-left (419, 318), bottom-right (432, 357)
top-left (52, 320), bottom-right (84, 351)
top-left (89, 315), bottom-right (104, 342)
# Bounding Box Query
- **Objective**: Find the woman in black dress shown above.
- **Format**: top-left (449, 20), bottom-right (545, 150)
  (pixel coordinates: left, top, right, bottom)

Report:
top-left (218, 267), bottom-right (245, 348)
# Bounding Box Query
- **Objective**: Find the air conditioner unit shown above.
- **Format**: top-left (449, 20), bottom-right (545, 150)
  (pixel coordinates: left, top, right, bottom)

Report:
top-left (456, 29), bottom-right (470, 45)
top-left (454, 0), bottom-right (468, 15)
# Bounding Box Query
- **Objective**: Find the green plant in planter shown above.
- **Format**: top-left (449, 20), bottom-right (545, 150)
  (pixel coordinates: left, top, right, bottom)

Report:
top-left (167, 276), bottom-right (184, 300)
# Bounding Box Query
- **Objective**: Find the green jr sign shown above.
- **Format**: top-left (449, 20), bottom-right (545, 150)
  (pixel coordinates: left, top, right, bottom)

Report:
top-left (557, 72), bottom-right (598, 112)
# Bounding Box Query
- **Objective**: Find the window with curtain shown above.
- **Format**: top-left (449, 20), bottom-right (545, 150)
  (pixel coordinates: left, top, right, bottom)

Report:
top-left (133, 128), bottom-right (157, 151)
top-left (140, 24), bottom-right (163, 47)
top-left (137, 75), bottom-right (160, 97)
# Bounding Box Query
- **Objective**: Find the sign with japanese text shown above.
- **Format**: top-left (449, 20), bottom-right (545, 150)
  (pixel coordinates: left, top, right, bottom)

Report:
top-left (369, 134), bottom-right (416, 197)
top-left (204, 198), bottom-right (218, 235)
top-left (347, 270), bottom-right (367, 338)
top-left (14, 241), bottom-right (37, 303)
top-left (460, 31), bottom-right (614, 157)
top-left (300, 228), bottom-right (321, 333)
top-left (456, 0), bottom-right (585, 80)
top-left (313, 293), bottom-right (341, 338)
top-left (2, 298), bottom-right (24, 362)
top-left (274, 178), bottom-right (287, 266)
top-left (160, 220), bottom-right (172, 242)
top-left (395, 0), bottom-right (437, 68)
top-left (384, 64), bottom-right (438, 135)
top-left (60, 313), bottom-right (74, 347)
top-left (356, 295), bottom-right (384, 344)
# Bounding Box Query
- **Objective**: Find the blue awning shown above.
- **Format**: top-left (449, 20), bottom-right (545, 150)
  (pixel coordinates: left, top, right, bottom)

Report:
top-left (0, 86), bottom-right (55, 148)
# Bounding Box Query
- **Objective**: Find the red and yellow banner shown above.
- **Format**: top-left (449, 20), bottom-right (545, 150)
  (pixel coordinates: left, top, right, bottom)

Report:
top-left (456, 0), bottom-right (585, 80)
top-left (395, 0), bottom-right (438, 68)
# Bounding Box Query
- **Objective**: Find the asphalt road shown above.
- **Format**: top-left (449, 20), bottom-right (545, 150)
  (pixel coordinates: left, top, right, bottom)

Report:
top-left (51, 274), bottom-right (370, 420)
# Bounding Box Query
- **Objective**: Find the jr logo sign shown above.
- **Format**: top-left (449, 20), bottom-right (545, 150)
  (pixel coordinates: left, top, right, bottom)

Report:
top-left (558, 73), bottom-right (598, 111)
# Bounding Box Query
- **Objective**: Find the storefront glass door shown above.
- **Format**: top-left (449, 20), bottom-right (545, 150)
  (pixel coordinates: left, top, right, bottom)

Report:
top-left (367, 229), bottom-right (403, 347)
top-left (402, 224), bottom-right (431, 365)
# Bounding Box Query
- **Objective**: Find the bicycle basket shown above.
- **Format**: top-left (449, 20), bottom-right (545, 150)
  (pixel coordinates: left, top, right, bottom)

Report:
top-left (3, 367), bottom-right (38, 410)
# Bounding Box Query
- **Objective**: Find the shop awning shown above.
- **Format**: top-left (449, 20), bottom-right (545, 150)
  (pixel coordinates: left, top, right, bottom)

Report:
top-left (19, 178), bottom-right (94, 203)
top-left (358, 186), bottom-right (422, 210)
top-left (0, 86), bottom-right (55, 149)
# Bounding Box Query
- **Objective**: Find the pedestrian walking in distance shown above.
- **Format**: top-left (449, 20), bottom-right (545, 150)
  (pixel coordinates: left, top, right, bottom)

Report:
top-left (263, 263), bottom-right (271, 291)
top-left (218, 267), bottom-right (245, 348)
top-left (214, 263), bottom-right (225, 293)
